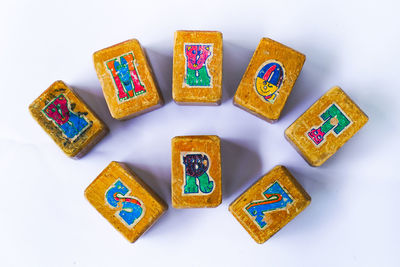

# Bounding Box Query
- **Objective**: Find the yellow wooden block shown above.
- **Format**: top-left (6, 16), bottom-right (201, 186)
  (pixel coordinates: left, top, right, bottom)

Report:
top-left (229, 165), bottom-right (311, 244)
top-left (234, 38), bottom-right (305, 123)
top-left (285, 86), bottom-right (368, 167)
top-left (85, 161), bottom-right (168, 242)
top-left (172, 30), bottom-right (223, 105)
top-left (171, 135), bottom-right (222, 208)
top-left (93, 39), bottom-right (163, 120)
top-left (29, 80), bottom-right (108, 158)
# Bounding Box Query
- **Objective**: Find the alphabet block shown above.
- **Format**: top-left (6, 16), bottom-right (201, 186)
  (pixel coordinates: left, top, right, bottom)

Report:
top-left (171, 135), bottom-right (222, 208)
top-left (85, 161), bottom-right (168, 242)
top-left (285, 86), bottom-right (368, 166)
top-left (93, 39), bottom-right (163, 120)
top-left (172, 31), bottom-right (223, 105)
top-left (234, 38), bottom-right (305, 122)
top-left (229, 165), bottom-right (311, 244)
top-left (29, 80), bottom-right (108, 158)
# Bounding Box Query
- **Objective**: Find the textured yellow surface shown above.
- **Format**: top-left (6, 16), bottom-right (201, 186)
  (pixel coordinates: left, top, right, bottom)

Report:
top-left (29, 80), bottom-right (108, 158)
top-left (285, 86), bottom-right (368, 166)
top-left (171, 135), bottom-right (222, 208)
top-left (229, 165), bottom-right (311, 244)
top-left (93, 39), bottom-right (163, 120)
top-left (234, 38), bottom-right (305, 122)
top-left (85, 161), bottom-right (168, 242)
top-left (172, 31), bottom-right (223, 105)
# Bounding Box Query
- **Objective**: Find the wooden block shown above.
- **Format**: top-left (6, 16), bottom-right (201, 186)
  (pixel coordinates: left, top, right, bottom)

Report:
top-left (85, 161), bottom-right (168, 242)
top-left (172, 30), bottom-right (223, 105)
top-left (229, 165), bottom-right (311, 244)
top-left (29, 80), bottom-right (108, 158)
top-left (285, 86), bottom-right (368, 167)
top-left (234, 38), bottom-right (305, 123)
top-left (93, 39), bottom-right (163, 120)
top-left (171, 135), bottom-right (222, 208)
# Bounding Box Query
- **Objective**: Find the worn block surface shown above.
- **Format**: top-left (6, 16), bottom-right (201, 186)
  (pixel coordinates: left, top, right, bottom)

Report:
top-left (172, 31), bottom-right (223, 105)
top-left (171, 135), bottom-right (222, 208)
top-left (285, 86), bottom-right (368, 166)
top-left (229, 165), bottom-right (311, 244)
top-left (93, 39), bottom-right (163, 120)
top-left (29, 80), bottom-right (108, 158)
top-left (234, 38), bottom-right (305, 122)
top-left (85, 161), bottom-right (168, 242)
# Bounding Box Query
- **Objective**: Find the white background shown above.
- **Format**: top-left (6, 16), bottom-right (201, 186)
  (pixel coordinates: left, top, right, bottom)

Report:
top-left (1, 0), bottom-right (399, 266)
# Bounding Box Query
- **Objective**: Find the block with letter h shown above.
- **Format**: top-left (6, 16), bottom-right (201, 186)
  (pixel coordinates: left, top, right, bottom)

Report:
top-left (93, 39), bottom-right (163, 120)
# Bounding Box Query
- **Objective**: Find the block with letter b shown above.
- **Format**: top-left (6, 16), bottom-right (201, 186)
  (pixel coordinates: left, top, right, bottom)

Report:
top-left (85, 161), bottom-right (168, 242)
top-left (93, 39), bottom-right (163, 120)
top-left (29, 80), bottom-right (108, 158)
top-left (229, 165), bottom-right (311, 244)
top-left (285, 86), bottom-right (368, 166)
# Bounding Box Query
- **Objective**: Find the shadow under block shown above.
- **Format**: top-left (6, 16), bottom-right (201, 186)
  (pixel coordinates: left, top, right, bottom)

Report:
top-left (172, 30), bottom-right (223, 105)
top-left (29, 80), bottom-right (108, 158)
top-left (229, 165), bottom-right (311, 244)
top-left (285, 86), bottom-right (368, 167)
top-left (85, 161), bottom-right (168, 242)
top-left (171, 135), bottom-right (222, 208)
top-left (93, 39), bottom-right (163, 120)
top-left (233, 38), bottom-right (305, 123)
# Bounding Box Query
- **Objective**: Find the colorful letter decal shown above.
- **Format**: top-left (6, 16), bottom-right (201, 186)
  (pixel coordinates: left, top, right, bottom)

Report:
top-left (106, 52), bottom-right (146, 103)
top-left (307, 103), bottom-right (351, 146)
top-left (42, 94), bottom-right (90, 140)
top-left (105, 180), bottom-right (144, 227)
top-left (255, 60), bottom-right (285, 103)
top-left (181, 153), bottom-right (214, 194)
top-left (245, 181), bottom-right (293, 229)
top-left (184, 44), bottom-right (213, 87)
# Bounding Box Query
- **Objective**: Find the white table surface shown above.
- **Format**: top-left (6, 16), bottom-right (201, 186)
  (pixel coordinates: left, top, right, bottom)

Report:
top-left (1, 0), bottom-right (399, 266)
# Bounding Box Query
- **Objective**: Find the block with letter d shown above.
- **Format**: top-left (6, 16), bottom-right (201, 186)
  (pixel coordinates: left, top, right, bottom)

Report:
top-left (29, 80), bottom-right (108, 158)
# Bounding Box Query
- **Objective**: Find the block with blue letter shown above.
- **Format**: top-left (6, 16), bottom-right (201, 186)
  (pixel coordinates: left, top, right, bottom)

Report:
top-left (229, 165), bottom-right (311, 244)
top-left (29, 80), bottom-right (108, 158)
top-left (85, 161), bottom-right (168, 242)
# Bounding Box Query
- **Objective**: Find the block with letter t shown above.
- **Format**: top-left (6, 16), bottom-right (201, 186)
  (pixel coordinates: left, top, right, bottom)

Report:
top-left (285, 86), bottom-right (368, 166)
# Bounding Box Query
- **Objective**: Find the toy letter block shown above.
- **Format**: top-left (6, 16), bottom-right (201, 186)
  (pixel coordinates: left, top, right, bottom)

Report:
top-left (29, 80), bottom-right (108, 158)
top-left (229, 165), bottom-right (311, 244)
top-left (93, 39), bottom-right (163, 120)
top-left (285, 86), bottom-right (368, 167)
top-left (171, 135), bottom-right (222, 208)
top-left (85, 161), bottom-right (168, 242)
top-left (172, 31), bottom-right (223, 105)
top-left (234, 38), bottom-right (305, 123)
